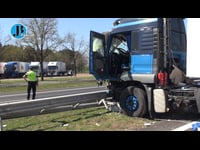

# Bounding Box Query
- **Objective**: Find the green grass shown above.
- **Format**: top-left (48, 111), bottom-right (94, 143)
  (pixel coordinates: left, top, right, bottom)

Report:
top-left (2, 106), bottom-right (153, 131)
top-left (0, 75), bottom-right (97, 93)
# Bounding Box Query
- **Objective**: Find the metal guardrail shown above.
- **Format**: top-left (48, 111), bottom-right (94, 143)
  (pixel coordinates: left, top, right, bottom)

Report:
top-left (0, 90), bottom-right (108, 131)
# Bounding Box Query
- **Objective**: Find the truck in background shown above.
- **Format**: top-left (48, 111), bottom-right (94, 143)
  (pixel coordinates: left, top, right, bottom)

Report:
top-left (4, 61), bottom-right (30, 78)
top-left (89, 18), bottom-right (200, 118)
top-left (47, 61), bottom-right (66, 76)
top-left (30, 61), bottom-right (48, 77)
top-left (0, 62), bottom-right (6, 78)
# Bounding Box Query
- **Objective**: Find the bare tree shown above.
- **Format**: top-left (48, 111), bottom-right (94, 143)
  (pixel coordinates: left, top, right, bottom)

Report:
top-left (63, 32), bottom-right (88, 77)
top-left (0, 26), bottom-right (12, 46)
top-left (20, 18), bottom-right (62, 81)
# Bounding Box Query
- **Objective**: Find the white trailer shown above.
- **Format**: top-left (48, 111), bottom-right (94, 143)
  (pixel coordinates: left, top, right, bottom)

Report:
top-left (186, 18), bottom-right (200, 78)
top-left (47, 61), bottom-right (66, 76)
top-left (30, 61), bottom-right (48, 76)
top-left (0, 62), bottom-right (6, 78)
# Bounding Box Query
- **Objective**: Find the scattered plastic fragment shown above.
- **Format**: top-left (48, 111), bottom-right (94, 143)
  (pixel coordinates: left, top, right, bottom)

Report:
top-left (144, 123), bottom-right (151, 126)
top-left (63, 123), bottom-right (69, 127)
top-left (96, 123), bottom-right (100, 126)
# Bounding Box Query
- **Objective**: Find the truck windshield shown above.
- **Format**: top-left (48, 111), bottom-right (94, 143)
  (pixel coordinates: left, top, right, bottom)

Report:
top-left (31, 66), bottom-right (39, 70)
top-left (5, 64), bottom-right (16, 71)
top-left (48, 66), bottom-right (57, 70)
top-left (110, 35), bottom-right (129, 54)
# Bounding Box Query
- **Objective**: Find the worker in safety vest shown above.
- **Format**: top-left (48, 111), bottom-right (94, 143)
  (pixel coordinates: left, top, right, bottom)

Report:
top-left (23, 66), bottom-right (38, 100)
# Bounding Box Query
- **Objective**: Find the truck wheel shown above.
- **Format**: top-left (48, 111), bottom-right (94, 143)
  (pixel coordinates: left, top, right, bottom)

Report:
top-left (119, 86), bottom-right (147, 117)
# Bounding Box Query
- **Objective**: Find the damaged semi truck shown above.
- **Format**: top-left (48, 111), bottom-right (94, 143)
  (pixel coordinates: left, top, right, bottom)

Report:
top-left (89, 18), bottom-right (200, 118)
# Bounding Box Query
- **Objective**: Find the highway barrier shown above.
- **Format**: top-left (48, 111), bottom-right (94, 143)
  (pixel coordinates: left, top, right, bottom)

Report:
top-left (0, 90), bottom-right (107, 131)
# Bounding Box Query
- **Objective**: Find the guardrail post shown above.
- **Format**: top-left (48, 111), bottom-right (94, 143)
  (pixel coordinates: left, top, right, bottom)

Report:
top-left (0, 117), bottom-right (2, 131)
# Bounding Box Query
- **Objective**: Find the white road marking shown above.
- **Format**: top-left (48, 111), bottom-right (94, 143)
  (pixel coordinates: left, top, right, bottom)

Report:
top-left (172, 121), bottom-right (200, 131)
top-left (0, 86), bottom-right (105, 98)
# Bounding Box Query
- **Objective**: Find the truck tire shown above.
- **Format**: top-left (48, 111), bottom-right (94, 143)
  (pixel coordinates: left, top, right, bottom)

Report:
top-left (119, 86), bottom-right (147, 117)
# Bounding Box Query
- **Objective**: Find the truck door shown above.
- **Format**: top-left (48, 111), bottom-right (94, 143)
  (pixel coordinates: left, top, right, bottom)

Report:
top-left (89, 31), bottom-right (108, 80)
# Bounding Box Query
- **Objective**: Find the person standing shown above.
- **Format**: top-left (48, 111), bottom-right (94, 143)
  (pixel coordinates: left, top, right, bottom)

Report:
top-left (23, 66), bottom-right (38, 100)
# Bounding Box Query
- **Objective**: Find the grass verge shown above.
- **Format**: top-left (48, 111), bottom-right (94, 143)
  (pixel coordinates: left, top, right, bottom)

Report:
top-left (2, 106), bottom-right (153, 131)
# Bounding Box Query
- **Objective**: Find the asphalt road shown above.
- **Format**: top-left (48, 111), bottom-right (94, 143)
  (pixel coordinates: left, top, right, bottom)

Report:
top-left (139, 111), bottom-right (200, 131)
top-left (0, 86), bottom-right (107, 103)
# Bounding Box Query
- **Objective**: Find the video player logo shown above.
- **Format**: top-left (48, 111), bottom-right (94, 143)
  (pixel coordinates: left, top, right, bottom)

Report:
top-left (11, 24), bottom-right (27, 39)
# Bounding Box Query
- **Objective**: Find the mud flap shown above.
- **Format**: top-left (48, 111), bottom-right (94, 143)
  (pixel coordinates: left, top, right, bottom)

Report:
top-left (153, 89), bottom-right (167, 113)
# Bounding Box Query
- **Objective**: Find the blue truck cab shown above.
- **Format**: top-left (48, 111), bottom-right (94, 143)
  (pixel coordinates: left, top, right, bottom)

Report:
top-left (89, 18), bottom-right (192, 118)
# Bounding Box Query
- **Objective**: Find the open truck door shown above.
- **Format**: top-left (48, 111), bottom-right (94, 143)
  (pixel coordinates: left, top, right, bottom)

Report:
top-left (89, 31), bottom-right (108, 80)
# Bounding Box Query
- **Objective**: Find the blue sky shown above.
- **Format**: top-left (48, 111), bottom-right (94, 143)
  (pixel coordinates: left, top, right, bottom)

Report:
top-left (0, 18), bottom-right (118, 43)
